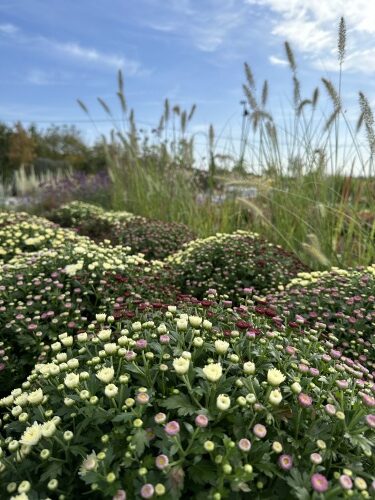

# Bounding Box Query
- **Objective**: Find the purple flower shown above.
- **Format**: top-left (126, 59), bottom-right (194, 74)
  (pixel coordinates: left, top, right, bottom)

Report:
top-left (365, 414), bottom-right (375, 429)
top-left (125, 350), bottom-right (136, 361)
top-left (336, 379), bottom-right (349, 390)
top-left (238, 438), bottom-right (251, 452)
top-left (113, 490), bottom-right (127, 500)
top-left (135, 339), bottom-right (148, 350)
top-left (298, 393), bottom-right (312, 408)
top-left (362, 394), bottom-right (375, 408)
top-left (159, 335), bottom-right (170, 345)
top-left (278, 454), bottom-right (293, 470)
top-left (165, 421), bottom-right (180, 436)
top-left (195, 414), bottom-right (209, 428)
top-left (339, 475), bottom-right (353, 490)
top-left (311, 473), bottom-right (329, 493)
top-left (155, 454), bottom-right (169, 470)
top-left (140, 484), bottom-right (154, 499)
top-left (325, 404), bottom-right (336, 416)
top-left (253, 424), bottom-right (267, 438)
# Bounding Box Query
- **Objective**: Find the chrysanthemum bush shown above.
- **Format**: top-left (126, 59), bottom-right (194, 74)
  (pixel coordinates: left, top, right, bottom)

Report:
top-left (0, 299), bottom-right (373, 499)
top-left (0, 212), bottom-right (77, 263)
top-left (256, 266), bottom-right (375, 364)
top-left (167, 231), bottom-right (309, 302)
top-left (49, 201), bottom-right (195, 260)
top-left (0, 233), bottom-right (170, 394)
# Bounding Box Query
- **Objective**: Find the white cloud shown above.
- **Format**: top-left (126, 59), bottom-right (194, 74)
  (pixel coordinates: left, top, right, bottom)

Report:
top-left (0, 23), bottom-right (18, 35)
top-left (269, 55), bottom-right (288, 66)
top-left (145, 0), bottom-right (249, 52)
top-left (246, 0), bottom-right (375, 73)
top-left (0, 22), bottom-right (143, 75)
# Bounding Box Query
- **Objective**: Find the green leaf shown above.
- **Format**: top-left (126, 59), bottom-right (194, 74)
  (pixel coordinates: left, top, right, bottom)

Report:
top-left (133, 429), bottom-right (148, 456)
top-left (160, 394), bottom-right (198, 416)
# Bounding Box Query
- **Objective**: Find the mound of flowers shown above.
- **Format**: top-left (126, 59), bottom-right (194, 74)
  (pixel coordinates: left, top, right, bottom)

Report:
top-left (49, 202), bottom-right (195, 260)
top-left (0, 299), bottom-right (373, 499)
top-left (167, 231), bottom-right (308, 303)
top-left (0, 233), bottom-right (173, 394)
top-left (255, 266), bottom-right (375, 364)
top-left (0, 212), bottom-right (77, 263)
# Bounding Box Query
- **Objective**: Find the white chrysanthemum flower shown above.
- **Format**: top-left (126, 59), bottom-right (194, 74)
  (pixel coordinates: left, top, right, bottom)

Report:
top-left (41, 420), bottom-right (56, 438)
top-left (105, 384), bottom-right (119, 398)
top-left (267, 368), bottom-right (286, 386)
top-left (243, 361), bottom-right (256, 375)
top-left (20, 422), bottom-right (42, 446)
top-left (64, 373), bottom-right (80, 389)
top-left (269, 389), bottom-right (283, 406)
top-left (203, 363), bottom-right (222, 383)
top-left (96, 367), bottom-right (115, 384)
top-left (173, 357), bottom-right (190, 375)
top-left (78, 451), bottom-right (98, 477)
top-left (216, 394), bottom-right (231, 411)
top-left (27, 388), bottom-right (44, 405)
top-left (215, 340), bottom-right (229, 355)
top-left (189, 316), bottom-right (202, 327)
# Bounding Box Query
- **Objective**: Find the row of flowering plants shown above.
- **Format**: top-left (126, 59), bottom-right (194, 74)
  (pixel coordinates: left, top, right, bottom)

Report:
top-left (0, 212), bottom-right (77, 263)
top-left (0, 223), bottom-right (173, 394)
top-left (253, 266), bottom-right (375, 364)
top-left (166, 231), bottom-right (309, 303)
top-left (48, 201), bottom-right (195, 260)
top-left (0, 298), bottom-right (374, 499)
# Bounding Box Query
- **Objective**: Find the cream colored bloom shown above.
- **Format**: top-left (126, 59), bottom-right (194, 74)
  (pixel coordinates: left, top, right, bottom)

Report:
top-left (269, 389), bottom-right (283, 406)
top-left (20, 422), bottom-right (42, 446)
top-left (105, 384), bottom-right (118, 398)
top-left (173, 357), bottom-right (190, 375)
top-left (96, 366), bottom-right (115, 383)
top-left (215, 340), bottom-right (229, 355)
top-left (203, 363), bottom-right (222, 382)
top-left (267, 368), bottom-right (286, 386)
top-left (216, 394), bottom-right (231, 411)
top-left (79, 451), bottom-right (98, 477)
top-left (64, 373), bottom-right (80, 389)
top-left (41, 421), bottom-right (56, 438)
top-left (243, 361), bottom-right (255, 375)
top-left (189, 316), bottom-right (202, 327)
top-left (27, 388), bottom-right (44, 405)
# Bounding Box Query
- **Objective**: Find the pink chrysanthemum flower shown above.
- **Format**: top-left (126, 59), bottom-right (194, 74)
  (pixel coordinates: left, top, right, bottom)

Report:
top-left (311, 473), bottom-right (329, 493)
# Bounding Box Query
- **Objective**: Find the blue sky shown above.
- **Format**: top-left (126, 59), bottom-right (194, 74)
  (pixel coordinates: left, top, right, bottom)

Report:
top-left (1, 0), bottom-right (375, 165)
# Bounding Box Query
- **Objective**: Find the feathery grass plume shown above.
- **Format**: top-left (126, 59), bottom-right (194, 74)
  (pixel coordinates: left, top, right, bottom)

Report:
top-left (237, 197), bottom-right (270, 224)
top-left (338, 17), bottom-right (346, 64)
top-left (188, 104), bottom-right (196, 121)
top-left (164, 98), bottom-right (170, 122)
top-left (117, 69), bottom-right (127, 112)
top-left (312, 87), bottom-right (319, 108)
top-left (293, 76), bottom-right (301, 108)
top-left (297, 99), bottom-right (312, 116)
top-left (180, 111), bottom-right (187, 134)
top-left (302, 233), bottom-right (330, 267)
top-left (173, 105), bottom-right (181, 115)
top-left (77, 99), bottom-right (89, 115)
top-left (242, 84), bottom-right (258, 111)
top-left (356, 111), bottom-right (365, 133)
top-left (321, 78), bottom-right (341, 110)
top-left (209, 124), bottom-right (215, 150)
top-left (244, 62), bottom-right (255, 89)
top-left (265, 121), bottom-right (278, 146)
top-left (284, 41), bottom-right (297, 73)
top-left (358, 91), bottom-right (375, 155)
top-left (324, 108), bottom-right (340, 131)
top-left (97, 97), bottom-right (112, 117)
top-left (261, 80), bottom-right (269, 107)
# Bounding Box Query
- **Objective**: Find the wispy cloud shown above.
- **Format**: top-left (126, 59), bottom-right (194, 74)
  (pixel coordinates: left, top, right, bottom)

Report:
top-left (0, 23), bottom-right (18, 35)
top-left (144, 0), bottom-right (250, 53)
top-left (269, 55), bottom-right (288, 66)
top-left (0, 22), bottom-right (143, 75)
top-left (246, 0), bottom-right (375, 74)
top-left (26, 69), bottom-right (71, 86)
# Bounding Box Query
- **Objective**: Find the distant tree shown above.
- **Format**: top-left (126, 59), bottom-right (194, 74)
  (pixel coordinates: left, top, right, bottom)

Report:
top-left (7, 122), bottom-right (36, 169)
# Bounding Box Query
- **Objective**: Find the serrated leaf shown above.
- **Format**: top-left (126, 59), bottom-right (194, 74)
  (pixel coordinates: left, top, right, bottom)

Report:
top-left (160, 394), bottom-right (198, 416)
